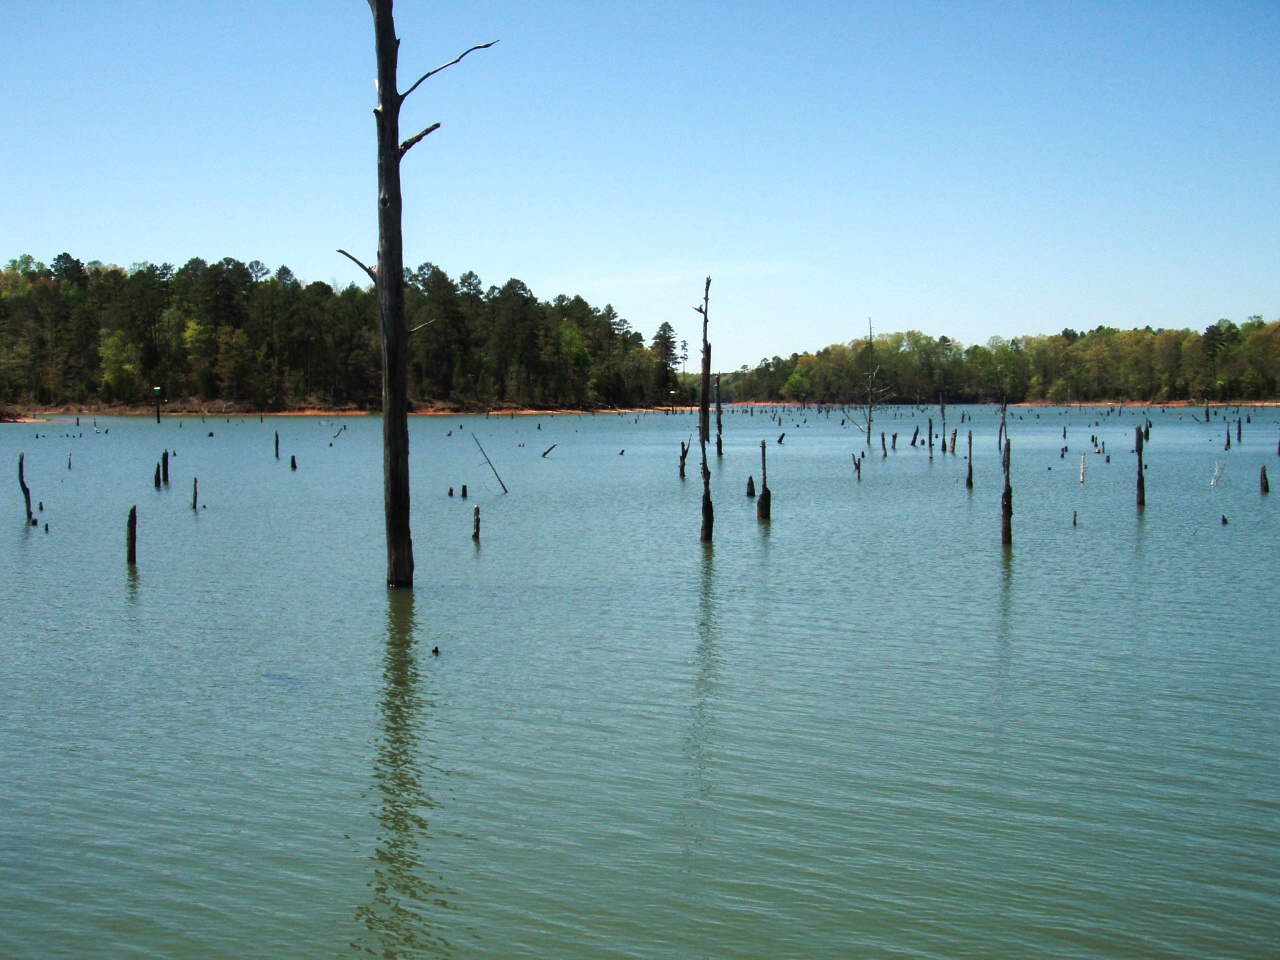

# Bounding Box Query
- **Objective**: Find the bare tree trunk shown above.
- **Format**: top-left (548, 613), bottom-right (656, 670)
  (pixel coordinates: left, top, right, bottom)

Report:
top-left (695, 277), bottom-right (713, 542)
top-left (715, 373), bottom-right (723, 457)
top-left (127, 506), bottom-right (137, 565)
top-left (1001, 438), bottom-right (1013, 546)
top-left (18, 453), bottom-right (33, 523)
top-left (354, 2), bottom-right (495, 587)
top-left (757, 440), bottom-right (771, 520)
top-left (965, 430), bottom-right (973, 489)
top-left (370, 0), bottom-right (414, 587)
top-left (1136, 425), bottom-right (1146, 508)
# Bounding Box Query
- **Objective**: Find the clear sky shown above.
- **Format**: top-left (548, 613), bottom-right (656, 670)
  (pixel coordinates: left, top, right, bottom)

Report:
top-left (3, 1), bottom-right (1278, 371)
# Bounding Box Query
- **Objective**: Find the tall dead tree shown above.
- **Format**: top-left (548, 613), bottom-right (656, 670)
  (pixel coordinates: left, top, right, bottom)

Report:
top-left (342, 1), bottom-right (495, 587)
top-left (852, 319), bottom-right (892, 448)
top-left (694, 277), bottom-right (713, 541)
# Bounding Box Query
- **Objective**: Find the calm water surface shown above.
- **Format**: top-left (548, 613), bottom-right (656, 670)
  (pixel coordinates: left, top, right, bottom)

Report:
top-left (2, 405), bottom-right (1278, 958)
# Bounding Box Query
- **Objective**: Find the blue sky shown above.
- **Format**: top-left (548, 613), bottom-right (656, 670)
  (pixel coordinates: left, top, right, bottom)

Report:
top-left (3, 1), bottom-right (1278, 371)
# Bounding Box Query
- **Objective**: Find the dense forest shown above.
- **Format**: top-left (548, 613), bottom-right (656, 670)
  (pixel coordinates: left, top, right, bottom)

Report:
top-left (3, 252), bottom-right (1277, 411)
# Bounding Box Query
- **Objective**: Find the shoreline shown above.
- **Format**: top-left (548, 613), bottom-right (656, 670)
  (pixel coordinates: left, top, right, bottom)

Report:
top-left (5, 397), bottom-right (1278, 425)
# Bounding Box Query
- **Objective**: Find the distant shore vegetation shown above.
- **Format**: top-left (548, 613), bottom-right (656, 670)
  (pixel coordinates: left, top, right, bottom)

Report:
top-left (3, 253), bottom-right (1277, 415)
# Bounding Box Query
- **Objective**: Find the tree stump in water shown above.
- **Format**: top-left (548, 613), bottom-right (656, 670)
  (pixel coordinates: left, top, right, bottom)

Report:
top-left (1136, 425), bottom-right (1146, 508)
top-left (127, 506), bottom-right (137, 565)
top-left (1263, 465), bottom-right (1270, 494)
top-left (162, 449), bottom-right (169, 484)
top-left (472, 505), bottom-right (480, 540)
top-left (1001, 439), bottom-right (1013, 547)
top-left (746, 476), bottom-right (756, 498)
top-left (757, 439), bottom-right (771, 520)
top-left (18, 453), bottom-right (33, 523)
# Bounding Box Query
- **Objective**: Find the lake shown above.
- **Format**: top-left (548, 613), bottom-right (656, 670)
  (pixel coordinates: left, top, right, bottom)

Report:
top-left (2, 404), bottom-right (1277, 958)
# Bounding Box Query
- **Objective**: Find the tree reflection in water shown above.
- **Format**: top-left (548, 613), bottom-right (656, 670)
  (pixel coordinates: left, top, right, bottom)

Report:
top-left (353, 590), bottom-right (454, 957)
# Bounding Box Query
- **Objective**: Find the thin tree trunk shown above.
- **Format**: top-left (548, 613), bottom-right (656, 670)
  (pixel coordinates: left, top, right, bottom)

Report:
top-left (696, 277), bottom-right (713, 542)
top-left (18, 453), bottom-right (32, 523)
top-left (1001, 438), bottom-right (1013, 546)
top-left (1136, 425), bottom-right (1146, 508)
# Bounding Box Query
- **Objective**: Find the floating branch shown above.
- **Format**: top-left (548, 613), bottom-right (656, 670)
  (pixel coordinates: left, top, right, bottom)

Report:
top-left (473, 435), bottom-right (508, 493)
top-left (541, 444), bottom-right (557, 458)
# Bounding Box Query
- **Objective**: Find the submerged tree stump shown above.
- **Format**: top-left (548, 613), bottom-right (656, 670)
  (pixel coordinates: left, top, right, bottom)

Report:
top-left (757, 439), bottom-right (771, 520)
top-left (1263, 465), bottom-right (1270, 494)
top-left (965, 431), bottom-right (973, 489)
top-left (127, 506), bottom-right (137, 565)
top-left (18, 452), bottom-right (35, 524)
top-left (746, 475), bottom-right (756, 498)
top-left (1001, 438), bottom-right (1013, 547)
top-left (1136, 425), bottom-right (1146, 508)
top-left (472, 505), bottom-right (480, 540)
top-left (162, 449), bottom-right (169, 484)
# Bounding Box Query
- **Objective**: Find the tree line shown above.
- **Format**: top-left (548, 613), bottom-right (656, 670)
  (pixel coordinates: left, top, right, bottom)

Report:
top-left (0, 253), bottom-right (682, 410)
top-left (4, 252), bottom-right (1277, 410)
top-left (723, 319), bottom-right (1280, 406)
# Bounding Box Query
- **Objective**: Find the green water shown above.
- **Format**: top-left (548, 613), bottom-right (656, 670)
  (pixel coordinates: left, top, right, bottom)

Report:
top-left (3, 406), bottom-right (1277, 958)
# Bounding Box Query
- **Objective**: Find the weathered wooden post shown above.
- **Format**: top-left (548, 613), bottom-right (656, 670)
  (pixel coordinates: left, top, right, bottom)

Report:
top-left (746, 476), bottom-right (756, 497)
top-left (1001, 438), bottom-right (1013, 547)
top-left (1262, 465), bottom-right (1270, 494)
top-left (192, 477), bottom-right (199, 511)
top-left (472, 505), bottom-right (480, 540)
top-left (965, 430), bottom-right (973, 489)
top-left (1136, 425), bottom-right (1145, 508)
top-left (127, 506), bottom-right (137, 565)
top-left (757, 439), bottom-right (771, 520)
top-left (950, 428), bottom-right (957, 455)
top-left (18, 453), bottom-right (33, 524)
top-left (162, 449), bottom-right (169, 484)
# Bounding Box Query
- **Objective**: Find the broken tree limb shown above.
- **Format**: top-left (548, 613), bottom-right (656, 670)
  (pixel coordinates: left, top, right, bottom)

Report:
top-left (472, 435), bottom-right (508, 493)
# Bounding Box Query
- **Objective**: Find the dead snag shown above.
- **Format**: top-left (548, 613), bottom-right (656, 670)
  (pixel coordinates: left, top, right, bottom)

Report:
top-left (1263, 465), bottom-right (1270, 494)
top-left (1001, 438), bottom-right (1013, 547)
top-left (18, 453), bottom-right (33, 523)
top-left (746, 476), bottom-right (756, 498)
top-left (472, 505), bottom-right (480, 540)
top-left (127, 506), bottom-right (137, 565)
top-left (965, 430), bottom-right (973, 489)
top-left (694, 276), bottom-right (713, 542)
top-left (350, 3), bottom-right (495, 586)
top-left (1136, 425), bottom-right (1146, 508)
top-left (757, 439), bottom-right (772, 520)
